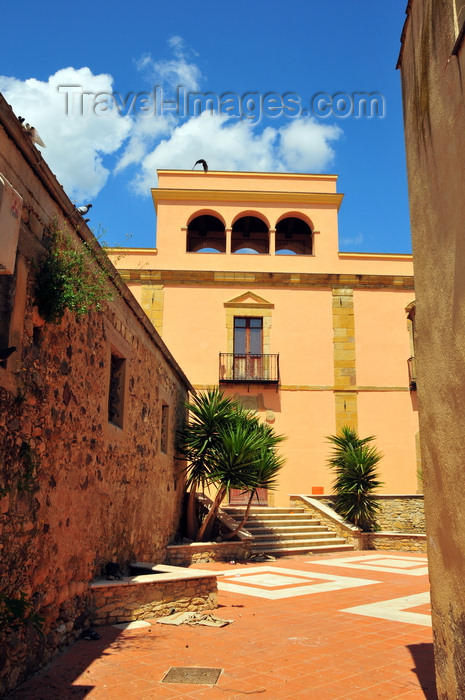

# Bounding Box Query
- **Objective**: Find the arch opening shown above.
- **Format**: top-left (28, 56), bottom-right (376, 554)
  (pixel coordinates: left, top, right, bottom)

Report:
top-left (275, 216), bottom-right (313, 255)
top-left (187, 215), bottom-right (226, 253)
top-left (231, 216), bottom-right (269, 254)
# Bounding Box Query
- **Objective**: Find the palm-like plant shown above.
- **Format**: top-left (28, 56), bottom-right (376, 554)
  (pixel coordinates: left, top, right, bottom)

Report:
top-left (178, 388), bottom-right (238, 538)
top-left (327, 426), bottom-right (383, 528)
top-left (222, 420), bottom-right (285, 540)
top-left (179, 389), bottom-right (285, 541)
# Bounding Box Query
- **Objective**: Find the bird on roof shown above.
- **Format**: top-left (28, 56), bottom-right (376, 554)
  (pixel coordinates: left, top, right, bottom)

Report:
top-left (193, 159), bottom-right (208, 172)
top-left (24, 124), bottom-right (46, 148)
top-left (17, 116), bottom-right (25, 124)
top-left (76, 204), bottom-right (92, 215)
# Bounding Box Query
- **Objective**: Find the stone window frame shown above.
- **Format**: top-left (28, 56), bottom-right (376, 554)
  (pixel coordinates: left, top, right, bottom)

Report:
top-left (104, 320), bottom-right (132, 438)
top-left (0, 253), bottom-right (28, 393)
top-left (108, 351), bottom-right (126, 429)
top-left (224, 292), bottom-right (274, 355)
top-left (160, 401), bottom-right (169, 454)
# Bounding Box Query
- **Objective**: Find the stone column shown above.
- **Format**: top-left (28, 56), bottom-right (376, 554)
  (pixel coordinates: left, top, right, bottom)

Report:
top-left (332, 287), bottom-right (358, 431)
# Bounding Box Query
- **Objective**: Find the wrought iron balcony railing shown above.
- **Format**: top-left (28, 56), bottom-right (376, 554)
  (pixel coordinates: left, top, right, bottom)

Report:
top-left (219, 353), bottom-right (280, 384)
top-left (407, 356), bottom-right (416, 390)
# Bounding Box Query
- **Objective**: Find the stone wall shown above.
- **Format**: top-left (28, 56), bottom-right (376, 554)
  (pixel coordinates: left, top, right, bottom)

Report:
top-left (166, 540), bottom-right (252, 566)
top-left (310, 495), bottom-right (425, 533)
top-left (0, 96), bottom-right (192, 695)
top-left (91, 574), bottom-right (218, 625)
top-left (360, 532), bottom-right (427, 553)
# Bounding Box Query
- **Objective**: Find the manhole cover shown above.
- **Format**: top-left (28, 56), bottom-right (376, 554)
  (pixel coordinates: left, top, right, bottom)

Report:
top-left (162, 666), bottom-right (222, 685)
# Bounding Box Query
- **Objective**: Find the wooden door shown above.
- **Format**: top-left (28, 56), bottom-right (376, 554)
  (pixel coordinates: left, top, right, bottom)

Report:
top-left (229, 488), bottom-right (268, 505)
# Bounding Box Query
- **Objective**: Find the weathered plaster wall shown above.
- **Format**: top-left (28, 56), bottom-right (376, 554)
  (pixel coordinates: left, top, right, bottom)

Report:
top-left (0, 96), bottom-right (191, 694)
top-left (399, 1), bottom-right (465, 696)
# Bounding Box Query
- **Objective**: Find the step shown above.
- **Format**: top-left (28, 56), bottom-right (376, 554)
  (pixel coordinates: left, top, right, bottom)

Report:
top-left (244, 517), bottom-right (322, 526)
top-left (251, 542), bottom-right (354, 556)
top-left (222, 505), bottom-right (355, 556)
top-left (228, 513), bottom-right (321, 523)
top-left (245, 525), bottom-right (329, 534)
top-left (224, 507), bottom-right (306, 515)
top-left (251, 536), bottom-right (347, 549)
top-left (250, 531), bottom-right (337, 542)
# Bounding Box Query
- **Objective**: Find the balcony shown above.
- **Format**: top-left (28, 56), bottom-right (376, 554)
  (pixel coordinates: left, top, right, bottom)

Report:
top-left (407, 356), bottom-right (416, 390)
top-left (219, 353), bottom-right (280, 384)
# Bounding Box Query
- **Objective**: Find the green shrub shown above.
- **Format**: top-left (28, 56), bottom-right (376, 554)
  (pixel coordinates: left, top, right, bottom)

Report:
top-left (0, 591), bottom-right (44, 634)
top-left (35, 225), bottom-right (114, 323)
top-left (327, 426), bottom-right (383, 529)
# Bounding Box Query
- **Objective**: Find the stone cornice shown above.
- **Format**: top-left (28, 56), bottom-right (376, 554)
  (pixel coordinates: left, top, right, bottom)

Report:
top-left (119, 268), bottom-right (414, 290)
top-left (151, 188), bottom-right (344, 210)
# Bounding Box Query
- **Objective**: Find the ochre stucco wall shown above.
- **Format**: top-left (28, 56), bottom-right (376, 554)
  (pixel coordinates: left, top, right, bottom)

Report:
top-left (110, 170), bottom-right (418, 506)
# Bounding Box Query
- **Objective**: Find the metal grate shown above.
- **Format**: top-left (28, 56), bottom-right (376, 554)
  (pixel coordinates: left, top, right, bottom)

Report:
top-left (219, 353), bottom-right (279, 383)
top-left (162, 666), bottom-right (222, 685)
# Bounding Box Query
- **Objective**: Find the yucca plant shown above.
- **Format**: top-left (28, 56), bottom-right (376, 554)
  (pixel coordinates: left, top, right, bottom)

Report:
top-left (178, 389), bottom-right (285, 541)
top-left (178, 388), bottom-right (238, 539)
top-left (327, 426), bottom-right (383, 529)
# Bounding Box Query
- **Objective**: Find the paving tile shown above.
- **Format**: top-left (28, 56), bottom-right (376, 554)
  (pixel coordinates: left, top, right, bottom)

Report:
top-left (8, 551), bottom-right (437, 700)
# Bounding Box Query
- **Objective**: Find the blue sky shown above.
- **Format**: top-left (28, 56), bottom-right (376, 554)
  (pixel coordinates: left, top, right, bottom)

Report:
top-left (0, 1), bottom-right (410, 253)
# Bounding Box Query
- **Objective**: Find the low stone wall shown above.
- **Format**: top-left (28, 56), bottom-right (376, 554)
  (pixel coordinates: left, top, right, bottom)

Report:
top-left (290, 495), bottom-right (426, 553)
top-left (360, 532), bottom-right (427, 552)
top-left (374, 496), bottom-right (425, 533)
top-left (91, 572), bottom-right (218, 626)
top-left (309, 495), bottom-right (425, 533)
top-left (166, 540), bottom-right (251, 566)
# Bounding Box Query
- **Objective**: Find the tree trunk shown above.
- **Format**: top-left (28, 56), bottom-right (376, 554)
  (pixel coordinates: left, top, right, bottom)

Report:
top-left (197, 486), bottom-right (226, 541)
top-left (185, 484), bottom-right (198, 540)
top-left (222, 489), bottom-right (256, 540)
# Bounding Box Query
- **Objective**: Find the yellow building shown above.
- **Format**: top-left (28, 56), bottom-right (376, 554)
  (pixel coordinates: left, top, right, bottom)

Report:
top-left (111, 170), bottom-right (419, 506)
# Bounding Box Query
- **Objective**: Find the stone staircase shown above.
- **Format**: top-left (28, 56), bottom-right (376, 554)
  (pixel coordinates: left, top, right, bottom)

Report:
top-left (222, 506), bottom-right (354, 557)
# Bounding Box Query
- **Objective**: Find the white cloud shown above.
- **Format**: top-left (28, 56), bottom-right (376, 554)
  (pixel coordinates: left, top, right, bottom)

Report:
top-left (0, 67), bottom-right (132, 201)
top-left (340, 232), bottom-right (364, 247)
top-left (114, 114), bottom-right (173, 174)
top-left (278, 119), bottom-right (342, 172)
top-left (128, 112), bottom-right (342, 195)
top-left (0, 36), bottom-right (344, 205)
top-left (135, 36), bottom-right (202, 93)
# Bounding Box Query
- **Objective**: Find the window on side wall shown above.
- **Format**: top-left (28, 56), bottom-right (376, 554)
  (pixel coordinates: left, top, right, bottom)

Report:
top-left (108, 352), bottom-right (126, 428)
top-left (160, 402), bottom-right (169, 453)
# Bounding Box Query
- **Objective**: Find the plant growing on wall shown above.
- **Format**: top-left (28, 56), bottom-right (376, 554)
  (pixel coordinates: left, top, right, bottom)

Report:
top-left (34, 224), bottom-right (114, 323)
top-left (179, 389), bottom-right (285, 541)
top-left (0, 591), bottom-right (44, 634)
top-left (326, 426), bottom-right (383, 529)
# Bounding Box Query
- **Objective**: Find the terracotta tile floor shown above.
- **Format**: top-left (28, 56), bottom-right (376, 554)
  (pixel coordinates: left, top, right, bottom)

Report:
top-left (10, 551), bottom-right (437, 699)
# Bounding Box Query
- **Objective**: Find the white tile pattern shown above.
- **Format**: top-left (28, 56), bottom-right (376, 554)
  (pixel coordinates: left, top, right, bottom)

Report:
top-left (309, 554), bottom-right (428, 576)
top-left (342, 592), bottom-right (431, 626)
top-left (217, 566), bottom-right (379, 599)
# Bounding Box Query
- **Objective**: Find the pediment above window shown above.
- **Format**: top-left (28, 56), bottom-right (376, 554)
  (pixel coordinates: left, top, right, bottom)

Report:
top-left (224, 291), bottom-right (274, 310)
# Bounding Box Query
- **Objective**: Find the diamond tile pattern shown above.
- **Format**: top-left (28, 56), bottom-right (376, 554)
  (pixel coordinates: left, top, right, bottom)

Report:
top-left (9, 551), bottom-right (437, 700)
